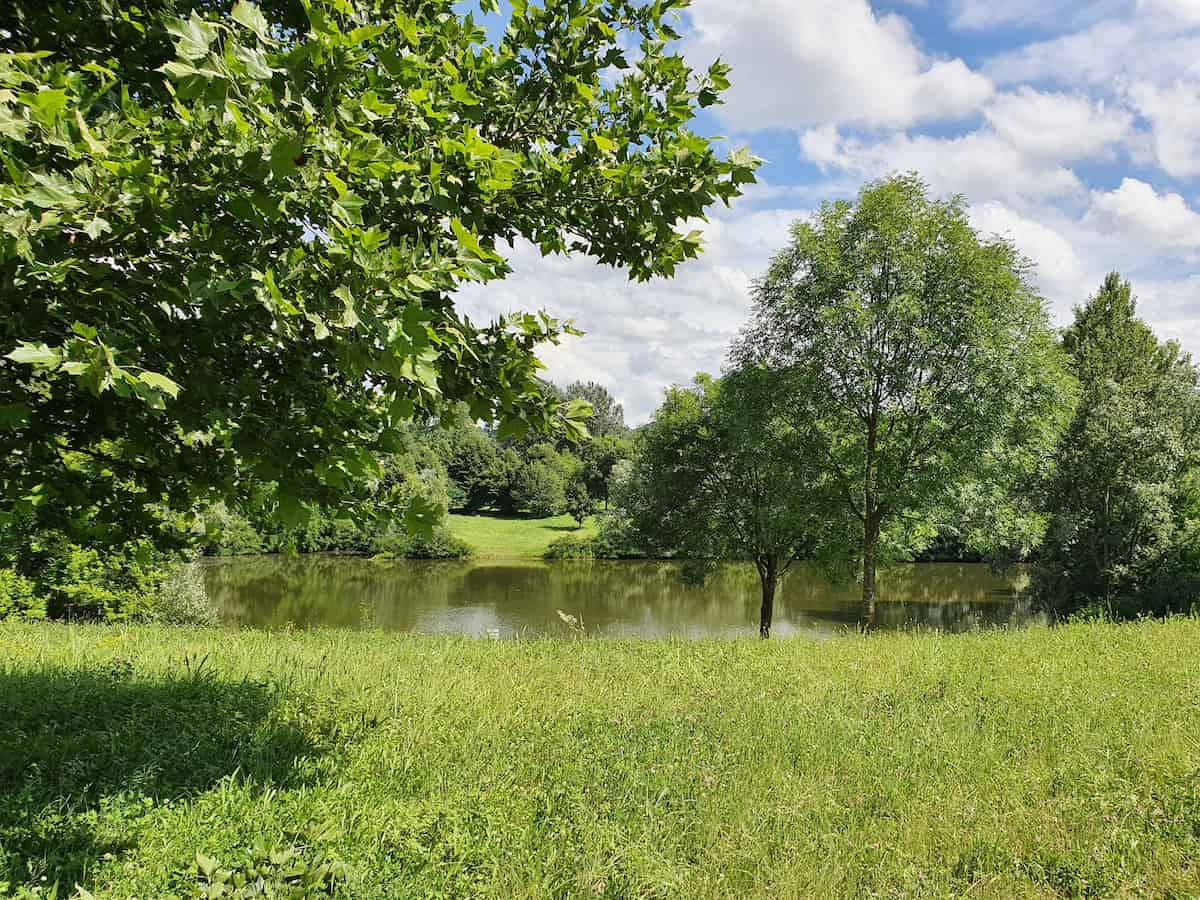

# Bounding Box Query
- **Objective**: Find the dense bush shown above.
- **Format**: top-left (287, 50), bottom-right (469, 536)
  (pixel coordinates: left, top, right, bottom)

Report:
top-left (544, 510), bottom-right (647, 560)
top-left (0, 519), bottom-right (219, 624)
top-left (155, 562), bottom-right (219, 626)
top-left (25, 535), bottom-right (163, 621)
top-left (513, 460), bottom-right (568, 518)
top-left (373, 527), bottom-right (472, 560)
top-left (0, 567), bottom-right (43, 620)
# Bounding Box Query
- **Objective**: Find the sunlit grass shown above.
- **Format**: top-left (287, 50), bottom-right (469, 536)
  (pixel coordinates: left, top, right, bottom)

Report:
top-left (2, 620), bottom-right (1199, 897)
top-left (446, 512), bottom-right (597, 558)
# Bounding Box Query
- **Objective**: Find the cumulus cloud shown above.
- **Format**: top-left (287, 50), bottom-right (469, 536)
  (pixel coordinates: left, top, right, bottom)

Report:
top-left (799, 125), bottom-right (1084, 204)
top-left (450, 1), bottom-right (1200, 421)
top-left (1127, 79), bottom-right (1200, 177)
top-left (684, 0), bottom-right (992, 130)
top-left (985, 12), bottom-right (1200, 88)
top-left (983, 88), bottom-right (1131, 161)
top-left (1084, 179), bottom-right (1200, 253)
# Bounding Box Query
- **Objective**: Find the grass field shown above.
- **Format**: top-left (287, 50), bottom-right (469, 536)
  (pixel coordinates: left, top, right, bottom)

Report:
top-left (446, 512), bottom-right (597, 558)
top-left (2, 619), bottom-right (1199, 898)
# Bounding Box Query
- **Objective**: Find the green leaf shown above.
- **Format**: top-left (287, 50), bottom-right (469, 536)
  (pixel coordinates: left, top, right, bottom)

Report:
top-left (323, 171), bottom-right (348, 197)
top-left (450, 217), bottom-right (497, 261)
top-left (592, 133), bottom-right (617, 153)
top-left (83, 217), bottom-right (112, 240)
top-left (74, 110), bottom-right (107, 155)
top-left (6, 342), bottom-right (62, 369)
top-left (167, 13), bottom-right (218, 62)
top-left (332, 192), bottom-right (366, 224)
top-left (0, 402), bottom-right (31, 430)
top-left (231, 0), bottom-right (272, 41)
top-left (448, 83), bottom-right (479, 106)
top-left (403, 494), bottom-right (440, 538)
top-left (19, 89), bottom-right (68, 126)
top-left (406, 273), bottom-right (433, 291)
top-left (137, 370), bottom-right (181, 399)
top-left (270, 134), bottom-right (305, 179)
top-left (275, 492), bottom-right (307, 527)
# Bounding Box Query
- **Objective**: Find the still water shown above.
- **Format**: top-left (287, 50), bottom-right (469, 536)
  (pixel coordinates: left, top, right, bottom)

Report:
top-left (204, 556), bottom-right (1040, 639)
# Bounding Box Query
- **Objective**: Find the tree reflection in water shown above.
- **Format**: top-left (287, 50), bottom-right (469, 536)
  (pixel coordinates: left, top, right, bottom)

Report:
top-left (204, 557), bottom-right (1041, 639)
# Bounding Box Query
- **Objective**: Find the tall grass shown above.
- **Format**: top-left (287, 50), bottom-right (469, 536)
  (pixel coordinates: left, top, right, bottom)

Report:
top-left (1, 620), bottom-right (1198, 897)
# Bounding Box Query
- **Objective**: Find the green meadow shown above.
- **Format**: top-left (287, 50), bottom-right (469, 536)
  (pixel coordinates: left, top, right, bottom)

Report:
top-left (2, 619), bottom-right (1198, 898)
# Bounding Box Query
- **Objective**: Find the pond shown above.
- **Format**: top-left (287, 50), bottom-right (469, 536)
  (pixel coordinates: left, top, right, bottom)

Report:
top-left (203, 556), bottom-right (1041, 639)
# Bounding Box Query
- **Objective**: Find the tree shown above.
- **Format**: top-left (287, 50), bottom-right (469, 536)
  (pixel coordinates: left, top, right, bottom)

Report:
top-left (565, 477), bottom-right (593, 527)
top-left (737, 175), bottom-right (1073, 627)
top-left (624, 369), bottom-right (833, 638)
top-left (1035, 274), bottom-right (1200, 616)
top-left (0, 0), bottom-right (757, 545)
top-left (563, 381), bottom-right (629, 438)
top-left (577, 433), bottom-right (632, 509)
top-left (512, 461), bottom-right (567, 518)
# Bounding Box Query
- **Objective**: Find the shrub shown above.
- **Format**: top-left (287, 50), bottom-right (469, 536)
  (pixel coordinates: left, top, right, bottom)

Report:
top-left (34, 538), bottom-right (162, 621)
top-left (155, 562), bottom-right (219, 626)
top-left (513, 461), bottom-right (567, 517)
top-left (0, 567), bottom-right (44, 621)
top-left (373, 527), bottom-right (472, 560)
top-left (200, 503), bottom-right (265, 556)
top-left (543, 534), bottom-right (600, 559)
top-left (544, 510), bottom-right (648, 560)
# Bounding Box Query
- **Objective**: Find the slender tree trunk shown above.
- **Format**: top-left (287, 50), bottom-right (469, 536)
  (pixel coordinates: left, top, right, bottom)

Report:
top-left (861, 514), bottom-right (880, 631)
top-left (861, 412), bottom-right (880, 632)
top-left (757, 556), bottom-right (778, 639)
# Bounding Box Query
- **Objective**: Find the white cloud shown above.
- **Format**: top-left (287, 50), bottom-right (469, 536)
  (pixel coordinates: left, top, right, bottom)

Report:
top-left (1138, 0), bottom-right (1200, 24)
top-left (455, 197), bottom-right (808, 422)
top-left (684, 0), bottom-right (992, 130)
top-left (800, 126), bottom-right (1084, 204)
top-left (1127, 79), bottom-right (1200, 177)
top-left (970, 202), bottom-right (1090, 315)
top-left (451, 2), bottom-right (1200, 421)
top-left (1085, 178), bottom-right (1200, 249)
top-left (983, 88), bottom-right (1131, 161)
top-left (985, 14), bottom-right (1200, 88)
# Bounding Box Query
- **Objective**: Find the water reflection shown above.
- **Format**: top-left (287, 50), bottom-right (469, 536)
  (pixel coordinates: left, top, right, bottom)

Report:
top-left (204, 557), bottom-right (1040, 639)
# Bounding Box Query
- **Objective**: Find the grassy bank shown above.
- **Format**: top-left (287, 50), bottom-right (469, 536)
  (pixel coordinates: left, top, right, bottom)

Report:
top-left (446, 513), bottom-right (597, 558)
top-left (2, 622), bottom-right (1199, 898)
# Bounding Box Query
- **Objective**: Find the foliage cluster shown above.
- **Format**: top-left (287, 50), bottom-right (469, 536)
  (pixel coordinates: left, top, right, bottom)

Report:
top-left (617, 176), bottom-right (1074, 635)
top-left (442, 382), bottom-right (632, 524)
top-left (607, 176), bottom-right (1199, 633)
top-left (1035, 274), bottom-right (1200, 617)
top-left (2, 619), bottom-right (1199, 896)
top-left (0, 0), bottom-right (753, 551)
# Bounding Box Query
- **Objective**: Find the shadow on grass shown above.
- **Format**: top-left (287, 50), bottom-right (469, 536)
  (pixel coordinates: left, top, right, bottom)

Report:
top-left (0, 660), bottom-right (321, 889)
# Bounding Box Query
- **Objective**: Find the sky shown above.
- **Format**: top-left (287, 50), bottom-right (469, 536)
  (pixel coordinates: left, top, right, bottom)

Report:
top-left (457, 0), bottom-right (1200, 422)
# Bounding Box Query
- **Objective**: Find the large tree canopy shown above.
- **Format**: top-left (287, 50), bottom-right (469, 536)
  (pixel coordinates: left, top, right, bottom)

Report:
top-left (625, 369), bottom-right (836, 637)
top-left (737, 175), bottom-right (1073, 625)
top-left (1036, 273), bottom-right (1200, 616)
top-left (0, 0), bottom-right (757, 543)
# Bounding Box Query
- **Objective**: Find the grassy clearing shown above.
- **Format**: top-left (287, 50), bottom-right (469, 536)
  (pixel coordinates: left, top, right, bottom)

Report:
top-left (1, 622), bottom-right (1199, 898)
top-left (446, 513), bottom-right (597, 558)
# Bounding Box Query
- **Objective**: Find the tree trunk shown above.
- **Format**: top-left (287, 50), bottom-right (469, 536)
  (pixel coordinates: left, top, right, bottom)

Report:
top-left (860, 410), bottom-right (881, 632)
top-left (861, 514), bottom-right (880, 631)
top-left (757, 556), bottom-right (778, 639)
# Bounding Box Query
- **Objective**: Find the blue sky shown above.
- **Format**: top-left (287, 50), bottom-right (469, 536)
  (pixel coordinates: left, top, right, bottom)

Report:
top-left (459, 0), bottom-right (1200, 421)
